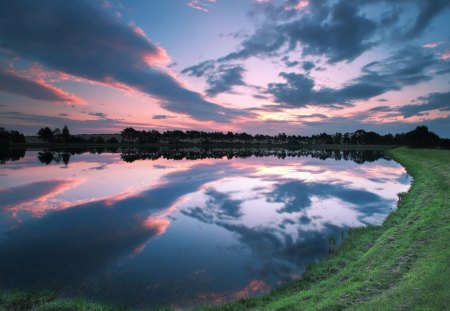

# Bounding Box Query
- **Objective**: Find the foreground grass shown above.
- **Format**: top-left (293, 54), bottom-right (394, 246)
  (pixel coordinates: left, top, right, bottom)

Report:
top-left (1, 147), bottom-right (448, 311)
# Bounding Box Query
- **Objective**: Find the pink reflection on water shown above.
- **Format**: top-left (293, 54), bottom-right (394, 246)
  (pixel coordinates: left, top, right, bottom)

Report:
top-left (1, 178), bottom-right (84, 218)
top-left (233, 280), bottom-right (271, 299)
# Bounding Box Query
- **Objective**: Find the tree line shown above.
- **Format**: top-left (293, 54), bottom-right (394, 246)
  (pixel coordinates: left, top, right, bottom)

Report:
top-left (37, 126), bottom-right (118, 144)
top-left (0, 127), bottom-right (26, 148)
top-left (119, 126), bottom-right (449, 149)
top-left (33, 147), bottom-right (386, 166)
top-left (2, 125), bottom-right (449, 149)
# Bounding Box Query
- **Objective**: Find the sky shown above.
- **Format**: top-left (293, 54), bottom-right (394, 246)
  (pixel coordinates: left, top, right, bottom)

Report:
top-left (0, 0), bottom-right (449, 137)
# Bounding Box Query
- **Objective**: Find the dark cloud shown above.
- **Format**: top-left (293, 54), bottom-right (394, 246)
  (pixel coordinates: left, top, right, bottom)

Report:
top-left (399, 92), bottom-right (450, 117)
top-left (406, 0), bottom-right (450, 38)
top-left (0, 69), bottom-right (83, 104)
top-left (205, 65), bottom-right (246, 97)
top-left (284, 0), bottom-right (377, 63)
top-left (267, 73), bottom-right (328, 108)
top-left (183, 63), bottom-right (247, 97)
top-left (152, 114), bottom-right (174, 120)
top-left (281, 56), bottom-right (300, 68)
top-left (87, 112), bottom-right (108, 119)
top-left (0, 0), bottom-right (248, 122)
top-left (297, 114), bottom-right (329, 119)
top-left (302, 61), bottom-right (315, 71)
top-left (181, 60), bottom-right (215, 78)
top-left (218, 24), bottom-right (287, 62)
top-left (369, 106), bottom-right (393, 112)
top-left (267, 180), bottom-right (389, 215)
top-left (204, 188), bottom-right (243, 219)
top-left (267, 47), bottom-right (448, 108)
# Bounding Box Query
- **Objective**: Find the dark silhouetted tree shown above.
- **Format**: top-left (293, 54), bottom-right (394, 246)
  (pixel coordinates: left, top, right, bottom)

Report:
top-left (62, 125), bottom-right (70, 139)
top-left (37, 127), bottom-right (54, 142)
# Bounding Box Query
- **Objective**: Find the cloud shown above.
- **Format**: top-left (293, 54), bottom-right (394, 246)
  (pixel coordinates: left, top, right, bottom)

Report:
top-left (266, 46), bottom-right (448, 108)
top-left (183, 0), bottom-right (445, 98)
top-left (296, 113), bottom-right (328, 119)
top-left (0, 180), bottom-right (75, 211)
top-left (152, 114), bottom-right (174, 120)
top-left (302, 61), bottom-right (315, 71)
top-left (281, 56), bottom-right (300, 68)
top-left (0, 0), bottom-right (248, 122)
top-left (398, 92), bottom-right (450, 117)
top-left (406, 0), bottom-right (450, 38)
top-left (284, 0), bottom-right (377, 63)
top-left (183, 63), bottom-right (247, 97)
top-left (87, 112), bottom-right (108, 119)
top-left (267, 180), bottom-right (388, 214)
top-left (183, 0), bottom-right (449, 100)
top-left (186, 0), bottom-right (217, 13)
top-left (0, 69), bottom-right (85, 105)
top-left (205, 65), bottom-right (246, 96)
top-left (185, 0), bottom-right (379, 69)
top-left (204, 188), bottom-right (243, 218)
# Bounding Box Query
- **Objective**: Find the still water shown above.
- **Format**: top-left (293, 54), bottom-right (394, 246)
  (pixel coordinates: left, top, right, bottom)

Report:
top-left (0, 149), bottom-right (410, 308)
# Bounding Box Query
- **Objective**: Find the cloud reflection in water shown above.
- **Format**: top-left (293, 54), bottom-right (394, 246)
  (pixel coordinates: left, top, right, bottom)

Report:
top-left (0, 150), bottom-right (410, 308)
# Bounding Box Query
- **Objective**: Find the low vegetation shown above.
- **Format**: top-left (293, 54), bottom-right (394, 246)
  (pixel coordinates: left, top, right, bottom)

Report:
top-left (0, 147), bottom-right (448, 310)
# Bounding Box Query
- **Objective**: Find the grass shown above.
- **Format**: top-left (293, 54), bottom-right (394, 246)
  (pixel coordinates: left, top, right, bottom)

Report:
top-left (1, 147), bottom-right (449, 311)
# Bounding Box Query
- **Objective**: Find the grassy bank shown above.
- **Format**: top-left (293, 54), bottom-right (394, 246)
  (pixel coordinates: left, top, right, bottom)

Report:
top-left (1, 147), bottom-right (448, 310)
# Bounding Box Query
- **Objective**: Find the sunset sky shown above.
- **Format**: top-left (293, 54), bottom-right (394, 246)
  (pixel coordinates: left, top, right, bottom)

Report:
top-left (0, 0), bottom-right (449, 136)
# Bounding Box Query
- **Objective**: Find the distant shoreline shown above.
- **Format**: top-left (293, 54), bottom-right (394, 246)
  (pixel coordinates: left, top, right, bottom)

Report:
top-left (9, 136), bottom-right (396, 150)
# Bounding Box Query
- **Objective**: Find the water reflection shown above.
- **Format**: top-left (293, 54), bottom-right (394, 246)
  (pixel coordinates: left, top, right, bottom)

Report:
top-left (0, 149), bottom-right (410, 308)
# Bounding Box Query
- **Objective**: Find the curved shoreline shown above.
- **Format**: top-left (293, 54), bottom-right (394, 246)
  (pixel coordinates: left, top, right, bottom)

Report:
top-left (1, 147), bottom-right (448, 310)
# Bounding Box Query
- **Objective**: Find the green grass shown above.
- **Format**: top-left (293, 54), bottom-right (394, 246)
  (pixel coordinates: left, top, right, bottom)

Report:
top-left (1, 147), bottom-right (448, 311)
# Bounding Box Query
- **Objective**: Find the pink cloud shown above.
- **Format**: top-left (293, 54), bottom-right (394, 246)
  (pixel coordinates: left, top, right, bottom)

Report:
top-left (422, 42), bottom-right (441, 48)
top-left (0, 69), bottom-right (86, 105)
top-left (441, 50), bottom-right (450, 60)
top-left (295, 0), bottom-right (309, 10)
top-left (1, 179), bottom-right (84, 218)
top-left (142, 217), bottom-right (171, 235)
top-left (187, 0), bottom-right (217, 13)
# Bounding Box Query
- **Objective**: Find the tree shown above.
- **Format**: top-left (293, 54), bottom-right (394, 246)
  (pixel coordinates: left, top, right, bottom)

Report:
top-left (62, 125), bottom-right (70, 138)
top-left (121, 127), bottom-right (138, 142)
top-left (37, 127), bottom-right (54, 142)
top-left (402, 126), bottom-right (440, 148)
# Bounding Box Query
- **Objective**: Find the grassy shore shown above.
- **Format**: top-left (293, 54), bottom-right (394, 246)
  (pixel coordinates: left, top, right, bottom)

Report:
top-left (1, 147), bottom-right (448, 310)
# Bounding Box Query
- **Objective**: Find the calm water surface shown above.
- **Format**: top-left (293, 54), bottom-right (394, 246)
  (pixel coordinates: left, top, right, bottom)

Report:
top-left (0, 149), bottom-right (410, 308)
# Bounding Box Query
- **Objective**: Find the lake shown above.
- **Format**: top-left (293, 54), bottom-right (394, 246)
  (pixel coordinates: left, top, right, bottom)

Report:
top-left (0, 148), bottom-right (411, 309)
